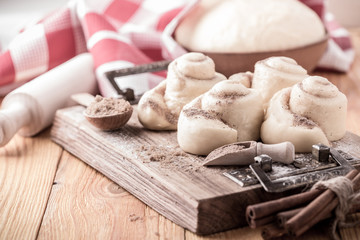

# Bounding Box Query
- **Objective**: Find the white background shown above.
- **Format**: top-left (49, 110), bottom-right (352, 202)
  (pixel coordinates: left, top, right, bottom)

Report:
top-left (0, 0), bottom-right (69, 50)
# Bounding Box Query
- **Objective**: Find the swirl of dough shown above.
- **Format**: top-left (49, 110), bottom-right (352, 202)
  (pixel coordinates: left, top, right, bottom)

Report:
top-left (164, 52), bottom-right (225, 115)
top-left (176, 52), bottom-right (216, 79)
top-left (177, 97), bottom-right (238, 155)
top-left (252, 56), bottom-right (308, 105)
top-left (289, 76), bottom-right (347, 141)
top-left (138, 52), bottom-right (225, 130)
top-left (261, 76), bottom-right (347, 152)
top-left (137, 81), bottom-right (178, 130)
top-left (228, 71), bottom-right (253, 88)
top-left (178, 76), bottom-right (264, 155)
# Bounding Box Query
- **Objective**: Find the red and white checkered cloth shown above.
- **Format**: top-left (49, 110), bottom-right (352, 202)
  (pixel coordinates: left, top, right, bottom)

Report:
top-left (0, 0), bottom-right (355, 97)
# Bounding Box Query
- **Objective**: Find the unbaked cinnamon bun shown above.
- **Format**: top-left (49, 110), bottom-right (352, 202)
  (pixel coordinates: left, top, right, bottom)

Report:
top-left (178, 73), bottom-right (264, 155)
top-left (138, 52), bottom-right (225, 130)
top-left (261, 76), bottom-right (347, 152)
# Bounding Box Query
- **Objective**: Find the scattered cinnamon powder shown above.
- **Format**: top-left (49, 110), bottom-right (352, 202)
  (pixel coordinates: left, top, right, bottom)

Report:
top-left (293, 114), bottom-right (316, 129)
top-left (138, 145), bottom-right (186, 163)
top-left (182, 108), bottom-right (219, 120)
top-left (135, 145), bottom-right (209, 174)
top-left (85, 95), bottom-right (132, 116)
top-left (129, 214), bottom-right (143, 222)
top-left (209, 91), bottom-right (248, 100)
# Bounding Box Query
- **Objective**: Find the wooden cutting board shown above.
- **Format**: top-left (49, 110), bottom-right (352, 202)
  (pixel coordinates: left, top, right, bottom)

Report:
top-left (50, 106), bottom-right (360, 235)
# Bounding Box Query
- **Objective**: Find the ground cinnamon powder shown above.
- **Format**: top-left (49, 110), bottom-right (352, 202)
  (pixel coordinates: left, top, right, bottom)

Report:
top-left (135, 145), bottom-right (208, 174)
top-left (206, 144), bottom-right (245, 161)
top-left (139, 145), bottom-right (186, 163)
top-left (86, 95), bottom-right (132, 116)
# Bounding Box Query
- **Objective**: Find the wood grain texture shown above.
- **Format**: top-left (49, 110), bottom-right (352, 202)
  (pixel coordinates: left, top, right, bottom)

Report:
top-left (37, 151), bottom-right (184, 240)
top-left (0, 130), bottom-right (61, 239)
top-left (185, 222), bottom-right (333, 240)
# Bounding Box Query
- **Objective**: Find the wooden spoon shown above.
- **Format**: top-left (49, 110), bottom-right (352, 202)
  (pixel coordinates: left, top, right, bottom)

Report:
top-left (203, 141), bottom-right (295, 166)
top-left (71, 93), bottom-right (133, 131)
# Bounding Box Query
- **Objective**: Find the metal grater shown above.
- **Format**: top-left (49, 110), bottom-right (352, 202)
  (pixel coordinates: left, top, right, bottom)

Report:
top-left (224, 144), bottom-right (358, 193)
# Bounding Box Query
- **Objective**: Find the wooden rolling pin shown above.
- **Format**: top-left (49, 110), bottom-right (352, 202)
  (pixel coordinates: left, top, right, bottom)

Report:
top-left (0, 53), bottom-right (98, 147)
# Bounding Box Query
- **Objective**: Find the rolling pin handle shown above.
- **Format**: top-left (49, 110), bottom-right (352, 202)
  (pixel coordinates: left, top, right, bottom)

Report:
top-left (0, 53), bottom-right (97, 148)
top-left (0, 102), bottom-right (32, 147)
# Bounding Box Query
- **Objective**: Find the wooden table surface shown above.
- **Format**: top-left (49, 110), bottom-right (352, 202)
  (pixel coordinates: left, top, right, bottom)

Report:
top-left (1, 29), bottom-right (360, 240)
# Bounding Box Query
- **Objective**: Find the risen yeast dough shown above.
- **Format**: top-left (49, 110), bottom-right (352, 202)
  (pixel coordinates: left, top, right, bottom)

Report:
top-left (175, 0), bottom-right (325, 53)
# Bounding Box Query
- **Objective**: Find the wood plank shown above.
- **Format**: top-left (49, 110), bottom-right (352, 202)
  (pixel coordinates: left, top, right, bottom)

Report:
top-left (185, 221), bottom-right (333, 240)
top-left (50, 105), bottom-right (360, 235)
top-left (0, 130), bottom-right (62, 239)
top-left (37, 151), bottom-right (184, 240)
top-left (186, 227), bottom-right (262, 240)
top-left (334, 28), bottom-right (360, 240)
top-left (339, 213), bottom-right (360, 240)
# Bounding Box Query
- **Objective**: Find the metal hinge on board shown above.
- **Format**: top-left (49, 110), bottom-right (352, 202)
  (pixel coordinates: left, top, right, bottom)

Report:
top-left (224, 144), bottom-right (357, 193)
top-left (104, 60), bottom-right (171, 104)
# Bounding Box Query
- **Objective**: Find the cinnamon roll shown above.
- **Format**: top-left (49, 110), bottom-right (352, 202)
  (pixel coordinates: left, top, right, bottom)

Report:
top-left (178, 74), bottom-right (264, 155)
top-left (137, 81), bottom-right (178, 130)
top-left (261, 76), bottom-right (347, 152)
top-left (252, 57), bottom-right (308, 105)
top-left (228, 71), bottom-right (253, 88)
top-left (138, 52), bottom-right (225, 130)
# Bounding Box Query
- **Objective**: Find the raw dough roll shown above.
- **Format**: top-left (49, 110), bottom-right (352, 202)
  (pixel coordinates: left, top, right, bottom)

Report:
top-left (178, 74), bottom-right (264, 155)
top-left (137, 81), bottom-right (178, 130)
top-left (252, 57), bottom-right (308, 105)
top-left (138, 52), bottom-right (225, 130)
top-left (177, 97), bottom-right (238, 155)
top-left (289, 76), bottom-right (347, 141)
top-left (164, 52), bottom-right (225, 114)
top-left (261, 76), bottom-right (347, 152)
top-left (228, 71), bottom-right (253, 88)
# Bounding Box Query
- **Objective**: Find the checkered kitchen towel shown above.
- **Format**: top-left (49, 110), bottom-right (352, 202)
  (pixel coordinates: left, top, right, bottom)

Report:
top-left (0, 0), bottom-right (355, 97)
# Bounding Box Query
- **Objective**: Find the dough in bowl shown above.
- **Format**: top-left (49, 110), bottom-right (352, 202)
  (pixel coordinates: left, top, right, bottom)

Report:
top-left (175, 0), bottom-right (325, 53)
top-left (178, 73), bottom-right (264, 155)
top-left (138, 52), bottom-right (225, 130)
top-left (261, 76), bottom-right (347, 152)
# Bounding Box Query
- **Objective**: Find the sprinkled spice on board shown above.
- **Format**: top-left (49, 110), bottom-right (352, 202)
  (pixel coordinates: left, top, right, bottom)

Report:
top-left (135, 145), bottom-right (210, 174)
top-left (138, 145), bottom-right (186, 163)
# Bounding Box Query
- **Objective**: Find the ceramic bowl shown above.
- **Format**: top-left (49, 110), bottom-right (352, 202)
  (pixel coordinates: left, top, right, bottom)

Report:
top-left (195, 36), bottom-right (328, 77)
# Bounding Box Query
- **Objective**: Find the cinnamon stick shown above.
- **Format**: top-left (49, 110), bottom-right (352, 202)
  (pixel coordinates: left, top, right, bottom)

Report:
top-left (278, 199), bottom-right (360, 234)
top-left (248, 215), bottom-right (276, 229)
top-left (276, 207), bottom-right (303, 227)
top-left (292, 197), bottom-right (338, 236)
top-left (246, 188), bottom-right (323, 220)
top-left (261, 223), bottom-right (286, 240)
top-left (284, 169), bottom-right (359, 237)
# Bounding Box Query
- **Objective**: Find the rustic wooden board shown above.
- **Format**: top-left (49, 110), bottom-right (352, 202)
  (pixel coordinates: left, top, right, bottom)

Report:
top-left (50, 106), bottom-right (360, 235)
